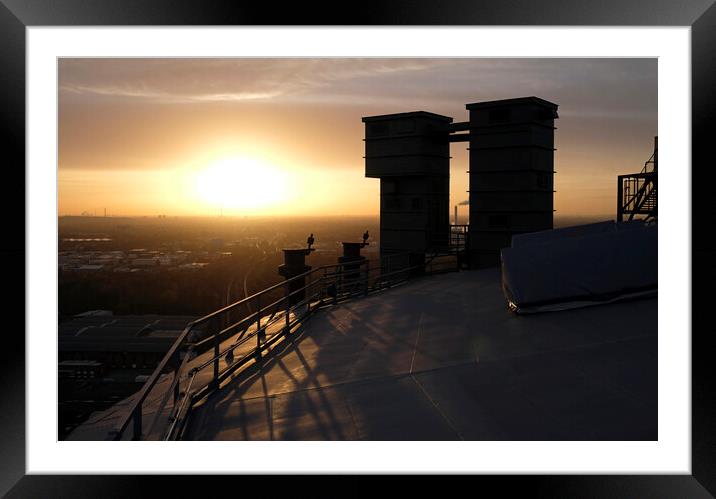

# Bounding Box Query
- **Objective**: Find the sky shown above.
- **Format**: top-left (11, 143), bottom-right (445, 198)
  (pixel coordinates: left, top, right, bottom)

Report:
top-left (58, 58), bottom-right (657, 218)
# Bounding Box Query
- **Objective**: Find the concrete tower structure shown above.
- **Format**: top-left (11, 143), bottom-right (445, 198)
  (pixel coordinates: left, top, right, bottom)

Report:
top-left (362, 111), bottom-right (452, 264)
top-left (466, 97), bottom-right (559, 267)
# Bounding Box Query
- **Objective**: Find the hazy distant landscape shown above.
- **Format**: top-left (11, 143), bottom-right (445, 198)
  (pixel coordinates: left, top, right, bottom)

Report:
top-left (58, 215), bottom-right (380, 319)
top-left (59, 214), bottom-right (609, 320)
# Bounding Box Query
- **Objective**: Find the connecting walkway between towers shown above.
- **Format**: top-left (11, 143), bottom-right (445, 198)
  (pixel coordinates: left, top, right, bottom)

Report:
top-left (617, 136), bottom-right (658, 223)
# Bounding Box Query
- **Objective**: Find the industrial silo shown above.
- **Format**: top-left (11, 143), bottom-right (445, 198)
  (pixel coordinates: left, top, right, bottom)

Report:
top-left (363, 111), bottom-right (453, 266)
top-left (465, 97), bottom-right (559, 267)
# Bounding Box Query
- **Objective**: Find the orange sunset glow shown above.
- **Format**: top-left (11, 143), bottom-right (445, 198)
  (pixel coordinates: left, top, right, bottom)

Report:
top-left (58, 58), bottom-right (657, 218)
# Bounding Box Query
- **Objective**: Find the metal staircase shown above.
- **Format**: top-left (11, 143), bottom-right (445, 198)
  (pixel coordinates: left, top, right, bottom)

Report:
top-left (448, 224), bottom-right (469, 269)
top-left (618, 137), bottom-right (658, 223)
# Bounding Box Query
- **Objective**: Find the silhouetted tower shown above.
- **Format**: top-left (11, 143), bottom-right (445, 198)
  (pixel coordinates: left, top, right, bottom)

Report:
top-left (362, 111), bottom-right (452, 264)
top-left (466, 97), bottom-right (559, 267)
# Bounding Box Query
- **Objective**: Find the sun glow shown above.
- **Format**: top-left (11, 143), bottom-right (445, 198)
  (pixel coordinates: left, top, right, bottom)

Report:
top-left (193, 157), bottom-right (288, 212)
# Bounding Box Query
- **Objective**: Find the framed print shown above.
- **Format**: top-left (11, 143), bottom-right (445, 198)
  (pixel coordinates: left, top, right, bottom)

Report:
top-left (3, 0), bottom-right (715, 496)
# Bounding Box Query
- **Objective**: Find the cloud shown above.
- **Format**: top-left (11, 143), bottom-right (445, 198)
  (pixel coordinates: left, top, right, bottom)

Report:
top-left (58, 59), bottom-right (657, 129)
top-left (61, 83), bottom-right (283, 103)
top-left (58, 58), bottom-right (444, 103)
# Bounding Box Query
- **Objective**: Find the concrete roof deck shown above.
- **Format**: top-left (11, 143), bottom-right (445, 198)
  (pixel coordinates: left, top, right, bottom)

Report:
top-left (185, 268), bottom-right (657, 441)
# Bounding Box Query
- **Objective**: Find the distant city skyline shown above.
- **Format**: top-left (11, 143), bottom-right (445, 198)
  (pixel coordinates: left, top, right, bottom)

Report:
top-left (58, 58), bottom-right (657, 218)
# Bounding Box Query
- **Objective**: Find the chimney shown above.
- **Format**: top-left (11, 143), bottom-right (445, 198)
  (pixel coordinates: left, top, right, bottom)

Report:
top-left (278, 248), bottom-right (312, 306)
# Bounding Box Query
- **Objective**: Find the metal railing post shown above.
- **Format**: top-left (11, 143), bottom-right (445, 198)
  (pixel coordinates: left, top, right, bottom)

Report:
top-left (132, 405), bottom-right (142, 440)
top-left (210, 317), bottom-right (220, 390)
top-left (334, 267), bottom-right (340, 305)
top-left (285, 281), bottom-right (290, 332)
top-left (255, 294), bottom-right (262, 361)
top-left (617, 177), bottom-right (623, 221)
top-left (307, 271), bottom-right (313, 312)
top-left (364, 260), bottom-right (369, 296)
top-left (173, 353), bottom-right (180, 405)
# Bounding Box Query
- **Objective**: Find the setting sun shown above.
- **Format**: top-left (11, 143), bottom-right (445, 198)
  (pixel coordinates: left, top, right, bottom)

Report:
top-left (193, 157), bottom-right (288, 211)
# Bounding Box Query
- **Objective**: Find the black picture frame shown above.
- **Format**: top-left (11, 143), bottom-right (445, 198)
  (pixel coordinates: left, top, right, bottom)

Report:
top-left (2, 0), bottom-right (714, 496)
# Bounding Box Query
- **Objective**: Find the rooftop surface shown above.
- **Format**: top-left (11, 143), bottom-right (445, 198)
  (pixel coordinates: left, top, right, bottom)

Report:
top-left (184, 268), bottom-right (657, 441)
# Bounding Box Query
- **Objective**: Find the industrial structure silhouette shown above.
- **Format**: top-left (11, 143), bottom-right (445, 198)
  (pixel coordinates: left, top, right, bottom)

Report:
top-left (364, 96), bottom-right (559, 268)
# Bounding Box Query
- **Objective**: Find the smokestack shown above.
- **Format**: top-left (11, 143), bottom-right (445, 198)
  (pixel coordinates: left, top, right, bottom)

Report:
top-left (454, 205), bottom-right (458, 225)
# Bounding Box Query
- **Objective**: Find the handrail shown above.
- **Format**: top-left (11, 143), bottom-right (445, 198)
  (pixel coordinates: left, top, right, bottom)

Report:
top-left (111, 325), bottom-right (192, 440)
top-left (110, 249), bottom-right (459, 441)
top-left (191, 266), bottom-right (317, 325)
top-left (163, 369), bottom-right (197, 440)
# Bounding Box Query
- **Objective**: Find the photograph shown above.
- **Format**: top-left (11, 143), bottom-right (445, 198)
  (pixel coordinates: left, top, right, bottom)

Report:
top-left (56, 57), bottom-right (659, 442)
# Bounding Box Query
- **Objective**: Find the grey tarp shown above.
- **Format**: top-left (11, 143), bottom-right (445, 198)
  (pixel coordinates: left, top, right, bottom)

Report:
top-left (501, 222), bottom-right (657, 313)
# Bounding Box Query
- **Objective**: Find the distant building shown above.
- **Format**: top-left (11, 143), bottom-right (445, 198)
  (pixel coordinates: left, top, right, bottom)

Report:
top-left (58, 311), bottom-right (197, 440)
top-left (77, 264), bottom-right (104, 271)
top-left (73, 310), bottom-right (113, 317)
top-left (133, 258), bottom-right (159, 267)
top-left (59, 312), bottom-right (195, 370)
top-left (58, 360), bottom-right (106, 380)
top-left (179, 262), bottom-right (209, 271)
top-left (209, 238), bottom-right (224, 252)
